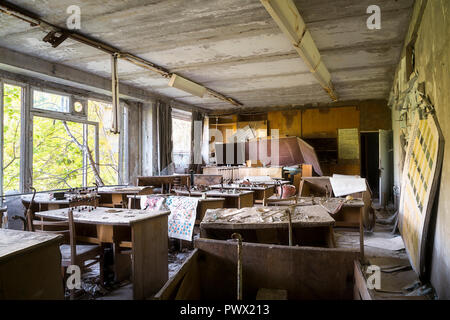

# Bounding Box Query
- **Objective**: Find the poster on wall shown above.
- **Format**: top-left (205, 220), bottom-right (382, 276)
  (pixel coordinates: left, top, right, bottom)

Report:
top-left (399, 113), bottom-right (444, 277)
top-left (338, 128), bottom-right (360, 160)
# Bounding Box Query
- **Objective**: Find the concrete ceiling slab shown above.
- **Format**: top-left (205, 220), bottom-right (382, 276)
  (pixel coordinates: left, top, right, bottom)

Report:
top-left (0, 0), bottom-right (414, 111)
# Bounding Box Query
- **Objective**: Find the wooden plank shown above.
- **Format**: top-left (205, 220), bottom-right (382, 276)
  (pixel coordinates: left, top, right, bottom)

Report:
top-left (194, 239), bottom-right (359, 300)
top-left (131, 214), bottom-right (168, 299)
top-left (155, 250), bottom-right (199, 300)
top-left (137, 175), bottom-right (190, 187)
top-left (353, 260), bottom-right (372, 300)
top-left (35, 207), bottom-right (169, 226)
top-left (256, 288), bottom-right (288, 300)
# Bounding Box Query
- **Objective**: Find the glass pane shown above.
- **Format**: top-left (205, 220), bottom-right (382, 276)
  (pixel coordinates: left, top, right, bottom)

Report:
top-left (32, 117), bottom-right (84, 190)
top-left (33, 90), bottom-right (70, 113)
top-left (88, 100), bottom-right (119, 185)
top-left (172, 117), bottom-right (191, 170)
top-left (3, 84), bottom-right (22, 193)
top-left (87, 124), bottom-right (98, 187)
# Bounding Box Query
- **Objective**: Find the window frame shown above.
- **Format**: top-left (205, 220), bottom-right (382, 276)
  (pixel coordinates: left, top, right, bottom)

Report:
top-left (31, 87), bottom-right (73, 115)
top-left (0, 80), bottom-right (26, 198)
top-left (0, 78), bottom-right (128, 195)
top-left (172, 108), bottom-right (192, 171)
top-left (30, 113), bottom-right (100, 190)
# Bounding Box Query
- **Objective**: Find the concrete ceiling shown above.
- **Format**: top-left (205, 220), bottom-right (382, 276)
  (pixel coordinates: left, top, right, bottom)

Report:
top-left (0, 0), bottom-right (414, 112)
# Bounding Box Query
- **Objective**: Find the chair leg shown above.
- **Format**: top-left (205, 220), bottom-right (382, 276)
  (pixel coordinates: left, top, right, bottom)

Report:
top-left (99, 247), bottom-right (104, 286)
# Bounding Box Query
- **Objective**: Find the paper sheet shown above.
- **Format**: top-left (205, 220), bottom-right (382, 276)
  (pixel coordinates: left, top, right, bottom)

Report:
top-left (365, 236), bottom-right (406, 251)
top-left (330, 176), bottom-right (367, 197)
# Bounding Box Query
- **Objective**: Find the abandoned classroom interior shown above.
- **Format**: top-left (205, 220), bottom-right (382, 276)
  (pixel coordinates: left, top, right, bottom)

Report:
top-left (0, 0), bottom-right (449, 302)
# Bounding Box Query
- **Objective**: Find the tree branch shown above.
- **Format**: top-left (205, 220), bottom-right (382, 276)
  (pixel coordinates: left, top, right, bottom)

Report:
top-left (62, 121), bottom-right (105, 186)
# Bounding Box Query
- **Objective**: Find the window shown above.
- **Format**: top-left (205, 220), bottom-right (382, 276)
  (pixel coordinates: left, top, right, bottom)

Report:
top-left (32, 117), bottom-right (85, 190)
top-left (1, 79), bottom-right (126, 193)
top-left (88, 100), bottom-right (120, 185)
top-left (172, 109), bottom-right (192, 172)
top-left (33, 90), bottom-right (70, 113)
top-left (2, 84), bottom-right (22, 193)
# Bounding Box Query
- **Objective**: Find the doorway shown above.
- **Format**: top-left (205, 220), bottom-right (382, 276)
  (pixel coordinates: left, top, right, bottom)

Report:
top-left (360, 132), bottom-right (379, 199)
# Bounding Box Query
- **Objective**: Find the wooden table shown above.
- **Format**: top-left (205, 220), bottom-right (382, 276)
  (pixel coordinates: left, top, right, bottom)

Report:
top-left (128, 195), bottom-right (225, 224)
top-left (200, 205), bottom-right (336, 247)
top-left (0, 229), bottom-right (64, 299)
top-left (97, 186), bottom-right (154, 208)
top-left (299, 176), bottom-right (375, 230)
top-left (298, 196), bottom-right (365, 259)
top-left (174, 190), bottom-right (254, 209)
top-left (35, 207), bottom-right (169, 299)
top-left (209, 184), bottom-right (275, 204)
top-left (22, 193), bottom-right (71, 211)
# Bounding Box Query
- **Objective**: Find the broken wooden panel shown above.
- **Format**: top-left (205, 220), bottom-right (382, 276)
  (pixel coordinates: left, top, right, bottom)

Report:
top-left (399, 113), bottom-right (445, 277)
top-left (155, 238), bottom-right (359, 300)
top-left (246, 136), bottom-right (322, 175)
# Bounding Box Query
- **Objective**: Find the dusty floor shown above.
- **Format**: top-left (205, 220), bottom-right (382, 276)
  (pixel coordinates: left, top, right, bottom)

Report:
top-left (75, 202), bottom-right (434, 300)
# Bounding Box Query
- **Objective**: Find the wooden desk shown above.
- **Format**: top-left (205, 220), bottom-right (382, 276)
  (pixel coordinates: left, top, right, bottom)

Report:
top-left (200, 205), bottom-right (336, 248)
top-left (298, 197), bottom-right (365, 259)
top-left (0, 229), bottom-right (64, 299)
top-left (174, 190), bottom-right (254, 209)
top-left (209, 184), bottom-right (275, 204)
top-left (22, 193), bottom-right (70, 211)
top-left (299, 176), bottom-right (375, 230)
top-left (35, 207), bottom-right (169, 299)
top-left (97, 186), bottom-right (154, 208)
top-left (137, 175), bottom-right (190, 193)
top-left (128, 195), bottom-right (225, 224)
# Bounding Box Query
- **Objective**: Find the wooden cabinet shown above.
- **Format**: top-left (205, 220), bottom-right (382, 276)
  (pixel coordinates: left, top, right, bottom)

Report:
top-left (0, 229), bottom-right (64, 300)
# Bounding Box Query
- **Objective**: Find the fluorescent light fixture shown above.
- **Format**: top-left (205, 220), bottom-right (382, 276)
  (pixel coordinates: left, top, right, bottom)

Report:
top-left (168, 74), bottom-right (207, 98)
top-left (261, 0), bottom-right (338, 101)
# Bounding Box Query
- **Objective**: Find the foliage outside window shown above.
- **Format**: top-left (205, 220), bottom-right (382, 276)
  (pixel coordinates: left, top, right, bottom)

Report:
top-left (32, 117), bottom-right (85, 190)
top-left (1, 83), bottom-right (123, 193)
top-left (88, 100), bottom-right (119, 185)
top-left (2, 84), bottom-right (22, 192)
top-left (33, 90), bottom-right (70, 113)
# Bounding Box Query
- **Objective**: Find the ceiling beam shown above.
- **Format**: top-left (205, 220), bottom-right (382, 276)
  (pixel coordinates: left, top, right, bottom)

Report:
top-left (260, 0), bottom-right (338, 101)
top-left (0, 46), bottom-right (211, 114)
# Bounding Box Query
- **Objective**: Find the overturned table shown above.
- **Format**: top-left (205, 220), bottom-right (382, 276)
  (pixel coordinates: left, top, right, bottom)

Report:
top-left (298, 196), bottom-right (365, 259)
top-left (200, 205), bottom-right (336, 248)
top-left (35, 207), bottom-right (169, 299)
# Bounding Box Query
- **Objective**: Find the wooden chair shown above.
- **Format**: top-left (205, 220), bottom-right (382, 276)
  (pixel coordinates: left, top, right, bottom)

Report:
top-left (27, 205), bottom-right (104, 299)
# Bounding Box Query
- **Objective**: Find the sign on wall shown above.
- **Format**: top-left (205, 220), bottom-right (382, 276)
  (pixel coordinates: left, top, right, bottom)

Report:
top-left (338, 128), bottom-right (360, 160)
top-left (399, 113), bottom-right (444, 277)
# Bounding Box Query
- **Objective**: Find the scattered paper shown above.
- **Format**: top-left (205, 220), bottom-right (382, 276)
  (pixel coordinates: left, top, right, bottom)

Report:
top-left (243, 176), bottom-right (273, 183)
top-left (365, 236), bottom-right (405, 251)
top-left (330, 175), bottom-right (367, 197)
